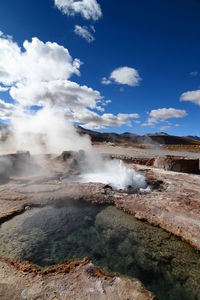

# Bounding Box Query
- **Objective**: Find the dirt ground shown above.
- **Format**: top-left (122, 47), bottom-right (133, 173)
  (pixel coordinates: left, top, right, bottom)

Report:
top-left (94, 143), bottom-right (200, 161)
top-left (0, 144), bottom-right (200, 299)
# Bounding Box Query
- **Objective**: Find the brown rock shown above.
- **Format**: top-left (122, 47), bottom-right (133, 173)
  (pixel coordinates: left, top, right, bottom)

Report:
top-left (0, 258), bottom-right (156, 300)
top-left (153, 155), bottom-right (199, 174)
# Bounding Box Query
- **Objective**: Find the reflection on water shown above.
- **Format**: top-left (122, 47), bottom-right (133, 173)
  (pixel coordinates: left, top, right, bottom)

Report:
top-left (0, 199), bottom-right (200, 300)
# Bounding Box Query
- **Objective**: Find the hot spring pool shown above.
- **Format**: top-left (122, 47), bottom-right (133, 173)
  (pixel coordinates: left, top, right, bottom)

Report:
top-left (0, 199), bottom-right (200, 300)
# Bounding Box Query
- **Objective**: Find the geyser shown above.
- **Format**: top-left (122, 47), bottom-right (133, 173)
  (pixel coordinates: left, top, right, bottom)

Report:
top-left (78, 157), bottom-right (148, 191)
top-left (58, 149), bottom-right (148, 191)
top-left (0, 31), bottom-right (147, 191)
top-left (1, 105), bottom-right (148, 191)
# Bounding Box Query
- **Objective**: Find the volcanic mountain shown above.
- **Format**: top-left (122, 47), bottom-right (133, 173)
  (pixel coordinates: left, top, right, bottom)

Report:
top-left (77, 126), bottom-right (200, 146)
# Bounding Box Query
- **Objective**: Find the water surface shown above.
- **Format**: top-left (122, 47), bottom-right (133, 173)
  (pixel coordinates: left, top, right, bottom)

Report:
top-left (0, 199), bottom-right (200, 300)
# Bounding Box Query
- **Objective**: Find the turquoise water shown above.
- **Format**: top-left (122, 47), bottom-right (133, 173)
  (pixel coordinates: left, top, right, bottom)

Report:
top-left (0, 199), bottom-right (200, 300)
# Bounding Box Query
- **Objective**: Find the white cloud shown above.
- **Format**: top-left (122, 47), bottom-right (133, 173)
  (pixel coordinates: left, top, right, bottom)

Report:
top-left (102, 67), bottom-right (141, 87)
top-left (180, 89), bottom-right (200, 106)
top-left (149, 108), bottom-right (187, 121)
top-left (54, 0), bottom-right (102, 21)
top-left (90, 25), bottom-right (96, 33)
top-left (143, 108), bottom-right (187, 127)
top-left (73, 109), bottom-right (140, 129)
top-left (74, 25), bottom-right (95, 43)
top-left (10, 80), bottom-right (103, 109)
top-left (159, 125), bottom-right (170, 131)
top-left (0, 35), bottom-right (81, 85)
top-left (0, 85), bottom-right (8, 92)
top-left (101, 99), bottom-right (111, 106)
top-left (0, 31), bottom-right (140, 130)
top-left (134, 120), bottom-right (141, 124)
top-left (101, 77), bottom-right (111, 85)
top-left (0, 31), bottom-right (13, 41)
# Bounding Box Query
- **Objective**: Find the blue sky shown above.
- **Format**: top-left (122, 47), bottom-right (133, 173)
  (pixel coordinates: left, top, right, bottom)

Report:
top-left (0, 0), bottom-right (200, 135)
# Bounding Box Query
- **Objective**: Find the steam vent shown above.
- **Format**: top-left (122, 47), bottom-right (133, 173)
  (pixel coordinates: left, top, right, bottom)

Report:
top-left (1, 143), bottom-right (200, 300)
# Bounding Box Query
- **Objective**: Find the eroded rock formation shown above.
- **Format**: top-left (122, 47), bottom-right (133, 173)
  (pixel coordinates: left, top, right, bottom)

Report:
top-left (153, 155), bottom-right (199, 173)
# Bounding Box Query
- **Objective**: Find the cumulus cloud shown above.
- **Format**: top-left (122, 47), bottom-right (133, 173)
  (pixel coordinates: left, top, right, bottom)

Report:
top-left (180, 89), bottom-right (200, 106)
top-left (0, 35), bottom-right (81, 85)
top-left (143, 108), bottom-right (187, 127)
top-left (0, 32), bottom-right (100, 110)
top-left (54, 0), bottom-right (102, 21)
top-left (10, 80), bottom-right (103, 109)
top-left (0, 31), bottom-right (140, 130)
top-left (72, 109), bottom-right (140, 129)
top-left (74, 25), bottom-right (95, 43)
top-left (102, 67), bottom-right (141, 87)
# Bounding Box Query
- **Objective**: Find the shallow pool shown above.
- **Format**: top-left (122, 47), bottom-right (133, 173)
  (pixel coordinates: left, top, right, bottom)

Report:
top-left (0, 199), bottom-right (200, 300)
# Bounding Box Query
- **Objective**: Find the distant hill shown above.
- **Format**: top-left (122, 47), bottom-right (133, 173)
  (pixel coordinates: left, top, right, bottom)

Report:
top-left (77, 126), bottom-right (200, 146)
top-left (147, 132), bottom-right (169, 136)
top-left (185, 136), bottom-right (200, 142)
top-left (1, 124), bottom-right (200, 146)
top-left (76, 126), bottom-right (120, 143)
top-left (146, 134), bottom-right (200, 145)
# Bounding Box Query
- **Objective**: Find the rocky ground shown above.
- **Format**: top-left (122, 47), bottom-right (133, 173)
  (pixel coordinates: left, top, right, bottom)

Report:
top-left (0, 145), bottom-right (200, 299)
top-left (0, 257), bottom-right (155, 300)
top-left (94, 143), bottom-right (200, 161)
top-left (1, 161), bottom-right (200, 250)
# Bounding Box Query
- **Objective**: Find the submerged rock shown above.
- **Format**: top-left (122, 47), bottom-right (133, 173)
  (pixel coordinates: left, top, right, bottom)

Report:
top-left (0, 200), bottom-right (200, 300)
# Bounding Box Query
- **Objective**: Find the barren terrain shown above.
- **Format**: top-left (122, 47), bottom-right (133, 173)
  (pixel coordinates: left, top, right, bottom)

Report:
top-left (0, 144), bottom-right (200, 299)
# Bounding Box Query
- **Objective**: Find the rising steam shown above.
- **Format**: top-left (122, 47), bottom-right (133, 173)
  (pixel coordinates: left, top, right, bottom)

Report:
top-left (0, 32), bottom-right (148, 191)
top-left (78, 157), bottom-right (148, 191)
top-left (0, 104), bottom-right (148, 191)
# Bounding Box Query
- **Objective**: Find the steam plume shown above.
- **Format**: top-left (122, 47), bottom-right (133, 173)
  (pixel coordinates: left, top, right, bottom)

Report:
top-left (0, 31), bottom-right (147, 191)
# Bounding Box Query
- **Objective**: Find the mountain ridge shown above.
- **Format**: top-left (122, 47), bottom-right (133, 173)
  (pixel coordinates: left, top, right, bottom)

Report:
top-left (77, 126), bottom-right (200, 145)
